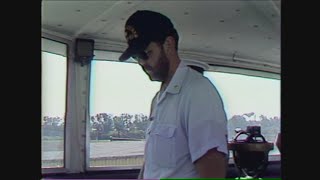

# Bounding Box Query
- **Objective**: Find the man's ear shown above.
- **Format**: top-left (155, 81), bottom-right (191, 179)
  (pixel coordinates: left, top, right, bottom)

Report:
top-left (163, 36), bottom-right (176, 54)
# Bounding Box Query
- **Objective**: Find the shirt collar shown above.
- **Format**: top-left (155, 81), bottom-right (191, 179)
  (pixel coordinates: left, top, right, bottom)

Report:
top-left (157, 61), bottom-right (188, 103)
top-left (157, 61), bottom-right (188, 104)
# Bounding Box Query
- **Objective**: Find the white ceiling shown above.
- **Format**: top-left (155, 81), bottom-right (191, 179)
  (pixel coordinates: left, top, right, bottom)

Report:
top-left (42, 0), bottom-right (281, 74)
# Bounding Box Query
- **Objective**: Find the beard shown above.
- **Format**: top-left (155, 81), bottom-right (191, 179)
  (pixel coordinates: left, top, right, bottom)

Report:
top-left (143, 49), bottom-right (169, 82)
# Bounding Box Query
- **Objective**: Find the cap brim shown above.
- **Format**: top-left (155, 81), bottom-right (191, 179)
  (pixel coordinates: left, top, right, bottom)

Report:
top-left (119, 47), bottom-right (135, 62)
top-left (119, 38), bottom-right (150, 61)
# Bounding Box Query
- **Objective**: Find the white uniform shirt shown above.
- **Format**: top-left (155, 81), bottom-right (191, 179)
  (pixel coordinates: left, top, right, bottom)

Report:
top-left (143, 61), bottom-right (228, 179)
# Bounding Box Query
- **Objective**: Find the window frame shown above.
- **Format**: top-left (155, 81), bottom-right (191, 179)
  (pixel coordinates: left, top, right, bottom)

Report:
top-left (41, 35), bottom-right (72, 174)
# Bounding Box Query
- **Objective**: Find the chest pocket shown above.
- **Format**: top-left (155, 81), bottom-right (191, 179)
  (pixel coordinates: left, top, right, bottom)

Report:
top-left (149, 124), bottom-right (177, 168)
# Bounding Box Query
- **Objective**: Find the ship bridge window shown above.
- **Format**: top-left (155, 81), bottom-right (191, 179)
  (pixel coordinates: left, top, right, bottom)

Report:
top-left (41, 38), bottom-right (67, 168)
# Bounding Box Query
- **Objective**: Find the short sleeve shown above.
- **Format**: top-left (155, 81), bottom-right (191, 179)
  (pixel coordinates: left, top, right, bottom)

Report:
top-left (185, 79), bottom-right (228, 163)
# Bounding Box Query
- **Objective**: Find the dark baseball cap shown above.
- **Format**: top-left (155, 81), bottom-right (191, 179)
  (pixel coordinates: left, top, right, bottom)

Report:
top-left (119, 10), bottom-right (178, 61)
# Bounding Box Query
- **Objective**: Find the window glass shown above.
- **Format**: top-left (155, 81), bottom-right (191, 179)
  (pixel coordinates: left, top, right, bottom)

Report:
top-left (89, 59), bottom-right (160, 167)
top-left (204, 71), bottom-right (281, 155)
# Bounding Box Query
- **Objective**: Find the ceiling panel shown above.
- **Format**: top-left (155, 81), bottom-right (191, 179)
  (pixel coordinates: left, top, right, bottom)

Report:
top-left (42, 0), bottom-right (281, 73)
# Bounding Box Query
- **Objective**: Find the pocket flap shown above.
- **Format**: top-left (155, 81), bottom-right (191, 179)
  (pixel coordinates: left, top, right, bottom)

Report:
top-left (152, 125), bottom-right (176, 138)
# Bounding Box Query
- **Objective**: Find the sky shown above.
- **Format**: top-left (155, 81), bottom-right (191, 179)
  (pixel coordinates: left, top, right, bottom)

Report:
top-left (204, 72), bottom-right (280, 119)
top-left (41, 52), bottom-right (280, 120)
top-left (89, 61), bottom-right (160, 116)
top-left (41, 52), bottom-right (67, 119)
top-left (89, 61), bottom-right (280, 119)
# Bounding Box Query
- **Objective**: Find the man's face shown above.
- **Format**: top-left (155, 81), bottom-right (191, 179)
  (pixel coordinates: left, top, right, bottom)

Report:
top-left (134, 42), bottom-right (170, 82)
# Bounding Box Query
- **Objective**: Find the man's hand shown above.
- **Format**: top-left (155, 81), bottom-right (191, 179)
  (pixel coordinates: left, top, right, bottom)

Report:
top-left (194, 147), bottom-right (227, 178)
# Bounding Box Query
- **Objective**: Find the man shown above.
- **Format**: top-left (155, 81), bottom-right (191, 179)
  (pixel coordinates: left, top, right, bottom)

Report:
top-left (119, 10), bottom-right (229, 179)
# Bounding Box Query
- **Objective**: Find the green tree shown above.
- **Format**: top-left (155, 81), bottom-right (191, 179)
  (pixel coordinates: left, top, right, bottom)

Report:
top-left (127, 113), bottom-right (149, 139)
top-left (90, 115), bottom-right (103, 140)
top-left (100, 113), bottom-right (114, 135)
top-left (133, 114), bottom-right (149, 131)
top-left (113, 116), bottom-right (126, 137)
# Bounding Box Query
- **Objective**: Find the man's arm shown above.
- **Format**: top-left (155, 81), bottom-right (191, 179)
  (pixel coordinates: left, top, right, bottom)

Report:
top-left (194, 147), bottom-right (227, 178)
top-left (137, 162), bottom-right (144, 179)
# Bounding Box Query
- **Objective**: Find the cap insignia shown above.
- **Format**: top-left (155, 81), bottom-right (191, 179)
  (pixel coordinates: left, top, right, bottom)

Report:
top-left (125, 25), bottom-right (138, 42)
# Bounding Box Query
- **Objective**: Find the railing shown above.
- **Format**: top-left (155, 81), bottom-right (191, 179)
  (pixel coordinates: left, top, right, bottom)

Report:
top-left (42, 155), bottom-right (144, 168)
top-left (90, 155), bottom-right (144, 167)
